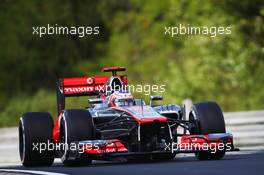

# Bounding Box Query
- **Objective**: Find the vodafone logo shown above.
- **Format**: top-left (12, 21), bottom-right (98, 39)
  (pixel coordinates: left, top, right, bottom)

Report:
top-left (86, 78), bottom-right (93, 84)
top-left (64, 86), bottom-right (94, 94)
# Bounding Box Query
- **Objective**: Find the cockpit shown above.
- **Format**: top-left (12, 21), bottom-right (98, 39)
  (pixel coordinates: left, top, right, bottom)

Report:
top-left (114, 98), bottom-right (135, 107)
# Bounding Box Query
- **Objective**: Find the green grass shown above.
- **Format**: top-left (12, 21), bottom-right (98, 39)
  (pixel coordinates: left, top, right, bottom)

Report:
top-left (0, 90), bottom-right (56, 127)
top-left (0, 89), bottom-right (101, 127)
top-left (0, 88), bottom-right (116, 127)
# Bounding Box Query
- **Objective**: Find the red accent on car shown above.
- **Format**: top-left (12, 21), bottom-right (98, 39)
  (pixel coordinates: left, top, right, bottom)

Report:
top-left (177, 134), bottom-right (233, 151)
top-left (83, 140), bottom-right (128, 154)
top-left (52, 113), bottom-right (63, 143)
top-left (61, 75), bottom-right (126, 96)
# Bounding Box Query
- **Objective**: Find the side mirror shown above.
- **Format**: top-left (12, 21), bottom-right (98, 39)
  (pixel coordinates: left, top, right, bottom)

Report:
top-left (150, 95), bottom-right (163, 106)
top-left (88, 98), bottom-right (103, 105)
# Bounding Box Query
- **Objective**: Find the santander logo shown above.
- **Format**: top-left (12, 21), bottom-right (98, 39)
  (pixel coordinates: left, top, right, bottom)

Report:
top-left (86, 78), bottom-right (94, 84)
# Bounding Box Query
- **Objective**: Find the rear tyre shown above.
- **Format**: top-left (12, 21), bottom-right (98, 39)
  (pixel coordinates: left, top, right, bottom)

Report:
top-left (19, 112), bottom-right (54, 167)
top-left (190, 101), bottom-right (226, 160)
top-left (60, 109), bottom-right (95, 166)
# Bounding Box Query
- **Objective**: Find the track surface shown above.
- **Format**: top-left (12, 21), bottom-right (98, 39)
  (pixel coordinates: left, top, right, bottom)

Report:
top-left (0, 151), bottom-right (263, 175)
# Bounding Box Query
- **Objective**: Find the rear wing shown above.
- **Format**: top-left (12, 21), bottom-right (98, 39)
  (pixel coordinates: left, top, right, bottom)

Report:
top-left (58, 75), bottom-right (127, 96)
top-left (56, 67), bottom-right (127, 115)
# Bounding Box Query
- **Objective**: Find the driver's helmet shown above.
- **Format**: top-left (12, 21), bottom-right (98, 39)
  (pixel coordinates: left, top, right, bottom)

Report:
top-left (108, 91), bottom-right (134, 107)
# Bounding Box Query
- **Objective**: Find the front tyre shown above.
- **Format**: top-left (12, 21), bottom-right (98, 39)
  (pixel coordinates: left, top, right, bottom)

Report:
top-left (60, 109), bottom-right (95, 166)
top-left (19, 112), bottom-right (54, 167)
top-left (190, 101), bottom-right (226, 160)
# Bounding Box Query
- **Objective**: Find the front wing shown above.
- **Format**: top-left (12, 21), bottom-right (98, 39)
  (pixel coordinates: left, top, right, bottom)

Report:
top-left (66, 133), bottom-right (236, 160)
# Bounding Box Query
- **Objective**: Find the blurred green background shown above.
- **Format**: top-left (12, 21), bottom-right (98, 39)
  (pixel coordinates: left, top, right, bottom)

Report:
top-left (0, 0), bottom-right (263, 127)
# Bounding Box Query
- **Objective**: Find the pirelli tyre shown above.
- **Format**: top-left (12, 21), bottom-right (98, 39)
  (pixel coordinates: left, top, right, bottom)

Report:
top-left (189, 101), bottom-right (226, 160)
top-left (19, 112), bottom-right (54, 167)
top-left (60, 109), bottom-right (95, 166)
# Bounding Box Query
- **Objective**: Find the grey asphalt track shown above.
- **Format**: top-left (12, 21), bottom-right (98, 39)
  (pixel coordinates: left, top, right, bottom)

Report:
top-left (0, 151), bottom-right (263, 175)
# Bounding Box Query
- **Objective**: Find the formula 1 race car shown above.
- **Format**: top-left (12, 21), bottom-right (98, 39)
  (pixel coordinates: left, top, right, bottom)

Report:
top-left (19, 67), bottom-right (235, 167)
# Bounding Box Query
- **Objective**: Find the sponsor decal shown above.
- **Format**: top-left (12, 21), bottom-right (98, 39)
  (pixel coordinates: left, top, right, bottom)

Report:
top-left (86, 77), bottom-right (94, 84)
top-left (64, 86), bottom-right (94, 93)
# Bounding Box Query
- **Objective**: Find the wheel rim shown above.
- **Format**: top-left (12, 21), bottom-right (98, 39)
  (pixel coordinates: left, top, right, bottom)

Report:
top-left (19, 119), bottom-right (25, 163)
top-left (60, 116), bottom-right (68, 161)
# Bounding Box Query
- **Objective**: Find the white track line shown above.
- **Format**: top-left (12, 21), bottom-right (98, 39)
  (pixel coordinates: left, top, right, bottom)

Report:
top-left (0, 169), bottom-right (68, 175)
